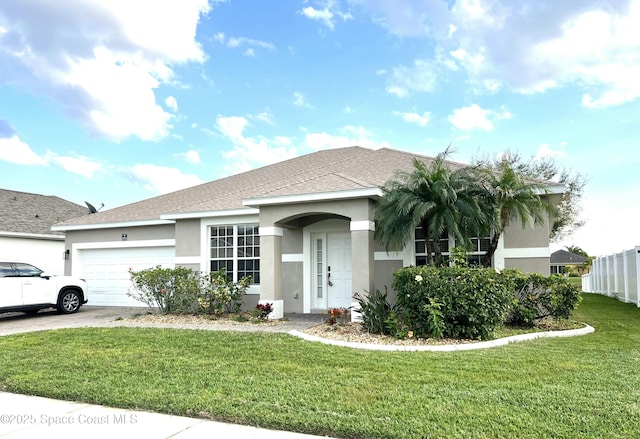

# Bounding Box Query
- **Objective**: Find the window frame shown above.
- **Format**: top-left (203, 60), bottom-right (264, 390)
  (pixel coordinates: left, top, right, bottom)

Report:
top-left (414, 227), bottom-right (491, 267)
top-left (209, 224), bottom-right (260, 284)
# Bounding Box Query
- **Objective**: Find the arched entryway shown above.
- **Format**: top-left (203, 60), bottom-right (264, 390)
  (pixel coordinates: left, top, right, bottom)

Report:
top-left (255, 199), bottom-right (375, 319)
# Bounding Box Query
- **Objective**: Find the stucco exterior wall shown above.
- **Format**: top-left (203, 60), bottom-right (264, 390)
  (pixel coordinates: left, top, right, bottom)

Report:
top-left (175, 219), bottom-right (200, 257)
top-left (504, 257), bottom-right (550, 275)
top-left (259, 198), bottom-right (375, 225)
top-left (283, 228), bottom-right (303, 254)
top-left (374, 259), bottom-right (403, 304)
top-left (503, 213), bottom-right (550, 249)
top-left (65, 224), bottom-right (175, 245)
top-left (0, 236), bottom-right (65, 275)
top-left (283, 261), bottom-right (304, 313)
top-left (63, 224), bottom-right (175, 274)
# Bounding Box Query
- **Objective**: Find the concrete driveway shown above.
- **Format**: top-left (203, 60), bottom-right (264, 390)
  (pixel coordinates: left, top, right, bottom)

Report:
top-left (0, 306), bottom-right (143, 336)
top-left (0, 306), bottom-right (321, 336)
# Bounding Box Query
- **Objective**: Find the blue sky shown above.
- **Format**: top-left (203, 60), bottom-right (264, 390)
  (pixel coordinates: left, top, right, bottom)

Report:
top-left (1, 0), bottom-right (639, 257)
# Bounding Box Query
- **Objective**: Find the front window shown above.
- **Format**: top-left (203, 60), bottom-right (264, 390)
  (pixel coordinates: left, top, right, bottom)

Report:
top-left (415, 228), bottom-right (450, 266)
top-left (414, 228), bottom-right (490, 266)
top-left (210, 224), bottom-right (260, 283)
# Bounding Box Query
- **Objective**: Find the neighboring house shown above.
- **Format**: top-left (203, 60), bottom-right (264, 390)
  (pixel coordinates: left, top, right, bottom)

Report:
top-left (550, 249), bottom-right (588, 275)
top-left (53, 147), bottom-right (563, 317)
top-left (0, 189), bottom-right (89, 275)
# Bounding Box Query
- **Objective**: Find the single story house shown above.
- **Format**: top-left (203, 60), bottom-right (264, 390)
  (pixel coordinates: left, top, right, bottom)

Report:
top-left (0, 189), bottom-right (89, 275)
top-left (550, 249), bottom-right (589, 275)
top-left (53, 147), bottom-right (563, 318)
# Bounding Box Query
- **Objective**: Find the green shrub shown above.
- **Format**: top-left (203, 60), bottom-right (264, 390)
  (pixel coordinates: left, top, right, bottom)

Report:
top-left (353, 288), bottom-right (394, 335)
top-left (128, 266), bottom-right (202, 314)
top-left (504, 270), bottom-right (582, 326)
top-left (393, 266), bottom-right (514, 340)
top-left (128, 266), bottom-right (252, 315)
top-left (200, 269), bottom-right (251, 314)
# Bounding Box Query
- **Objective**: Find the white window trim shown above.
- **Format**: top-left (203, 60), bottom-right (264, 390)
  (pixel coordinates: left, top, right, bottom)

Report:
top-left (204, 220), bottom-right (261, 294)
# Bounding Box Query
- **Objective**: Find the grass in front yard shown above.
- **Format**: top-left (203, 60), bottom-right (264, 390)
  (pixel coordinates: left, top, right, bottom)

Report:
top-left (1, 294), bottom-right (639, 438)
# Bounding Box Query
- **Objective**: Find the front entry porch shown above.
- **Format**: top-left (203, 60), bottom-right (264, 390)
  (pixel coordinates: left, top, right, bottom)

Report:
top-left (254, 199), bottom-right (376, 319)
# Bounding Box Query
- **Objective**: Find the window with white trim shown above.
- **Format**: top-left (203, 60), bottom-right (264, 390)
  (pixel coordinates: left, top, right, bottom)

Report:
top-left (414, 227), bottom-right (490, 266)
top-left (210, 224), bottom-right (260, 283)
top-left (415, 227), bottom-right (450, 266)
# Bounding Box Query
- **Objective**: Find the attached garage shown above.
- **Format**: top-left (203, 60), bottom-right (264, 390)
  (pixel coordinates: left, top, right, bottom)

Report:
top-left (74, 241), bottom-right (175, 306)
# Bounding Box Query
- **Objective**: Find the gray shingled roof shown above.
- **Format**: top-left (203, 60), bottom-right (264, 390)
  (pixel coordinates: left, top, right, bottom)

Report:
top-left (550, 249), bottom-right (589, 265)
top-left (0, 189), bottom-right (89, 236)
top-left (51, 146), bottom-right (471, 229)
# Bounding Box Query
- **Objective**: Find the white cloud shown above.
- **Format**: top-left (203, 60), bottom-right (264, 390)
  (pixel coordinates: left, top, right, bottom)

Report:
top-left (186, 150), bottom-right (201, 164)
top-left (0, 135), bottom-right (105, 178)
top-left (300, 6), bottom-right (335, 29)
top-left (300, 1), bottom-right (353, 30)
top-left (217, 116), bottom-right (249, 140)
top-left (129, 164), bottom-right (203, 194)
top-left (304, 125), bottom-right (391, 150)
top-left (358, 0), bottom-right (640, 107)
top-left (0, 0), bottom-right (210, 141)
top-left (227, 36), bottom-right (276, 52)
top-left (386, 59), bottom-right (438, 97)
top-left (535, 143), bottom-right (568, 160)
top-left (45, 152), bottom-right (105, 179)
top-left (293, 92), bottom-right (314, 108)
top-left (0, 135), bottom-right (46, 165)
top-left (175, 149), bottom-right (201, 164)
top-left (349, 0), bottom-right (450, 37)
top-left (250, 109), bottom-right (275, 125)
top-left (213, 32), bottom-right (225, 44)
top-left (393, 111), bottom-right (431, 127)
top-left (165, 96), bottom-right (178, 112)
top-left (216, 115), bottom-right (298, 173)
top-left (448, 104), bottom-right (512, 131)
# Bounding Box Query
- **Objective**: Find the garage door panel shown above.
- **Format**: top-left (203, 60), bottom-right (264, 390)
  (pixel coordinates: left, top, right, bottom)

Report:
top-left (80, 247), bottom-right (175, 307)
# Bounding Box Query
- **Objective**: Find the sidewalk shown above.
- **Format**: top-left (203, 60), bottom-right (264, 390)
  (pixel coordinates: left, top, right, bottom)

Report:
top-left (0, 392), bottom-right (333, 439)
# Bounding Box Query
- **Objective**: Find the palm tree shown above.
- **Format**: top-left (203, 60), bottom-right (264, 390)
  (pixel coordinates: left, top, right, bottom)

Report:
top-left (564, 245), bottom-right (589, 258)
top-left (478, 158), bottom-right (556, 266)
top-left (375, 148), bottom-right (486, 266)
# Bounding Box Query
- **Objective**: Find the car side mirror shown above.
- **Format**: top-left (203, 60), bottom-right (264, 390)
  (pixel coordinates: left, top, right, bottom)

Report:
top-left (40, 272), bottom-right (52, 280)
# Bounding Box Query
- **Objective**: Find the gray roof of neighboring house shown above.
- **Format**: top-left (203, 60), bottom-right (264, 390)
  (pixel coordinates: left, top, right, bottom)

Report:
top-left (550, 249), bottom-right (589, 265)
top-left (53, 146), bottom-right (550, 229)
top-left (0, 189), bottom-right (89, 236)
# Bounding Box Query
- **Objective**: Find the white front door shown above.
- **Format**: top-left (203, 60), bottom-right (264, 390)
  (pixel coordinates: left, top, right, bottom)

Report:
top-left (327, 232), bottom-right (352, 309)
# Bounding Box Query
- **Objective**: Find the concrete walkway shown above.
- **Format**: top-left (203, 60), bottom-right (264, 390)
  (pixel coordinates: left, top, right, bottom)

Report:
top-left (0, 306), bottom-right (322, 336)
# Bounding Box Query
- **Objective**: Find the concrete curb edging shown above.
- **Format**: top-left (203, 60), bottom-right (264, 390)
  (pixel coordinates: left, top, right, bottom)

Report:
top-left (287, 324), bottom-right (595, 352)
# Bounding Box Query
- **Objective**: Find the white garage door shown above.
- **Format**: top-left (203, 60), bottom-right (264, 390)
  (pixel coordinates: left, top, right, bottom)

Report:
top-left (79, 246), bottom-right (175, 306)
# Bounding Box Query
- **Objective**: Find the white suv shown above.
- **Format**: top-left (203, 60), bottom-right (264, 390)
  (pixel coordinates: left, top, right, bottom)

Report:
top-left (0, 262), bottom-right (88, 314)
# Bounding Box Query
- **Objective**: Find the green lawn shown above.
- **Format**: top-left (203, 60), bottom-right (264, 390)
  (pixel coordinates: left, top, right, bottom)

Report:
top-left (1, 294), bottom-right (639, 438)
top-left (566, 276), bottom-right (583, 287)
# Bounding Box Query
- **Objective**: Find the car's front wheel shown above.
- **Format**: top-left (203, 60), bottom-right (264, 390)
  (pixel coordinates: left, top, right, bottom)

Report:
top-left (57, 290), bottom-right (82, 314)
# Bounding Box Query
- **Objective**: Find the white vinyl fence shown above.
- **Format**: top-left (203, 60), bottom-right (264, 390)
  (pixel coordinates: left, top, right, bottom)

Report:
top-left (582, 246), bottom-right (640, 307)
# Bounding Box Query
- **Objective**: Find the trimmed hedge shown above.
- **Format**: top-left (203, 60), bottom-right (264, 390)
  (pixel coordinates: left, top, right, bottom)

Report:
top-left (386, 266), bottom-right (582, 340)
top-left (504, 270), bottom-right (583, 326)
top-left (393, 266), bottom-right (514, 340)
